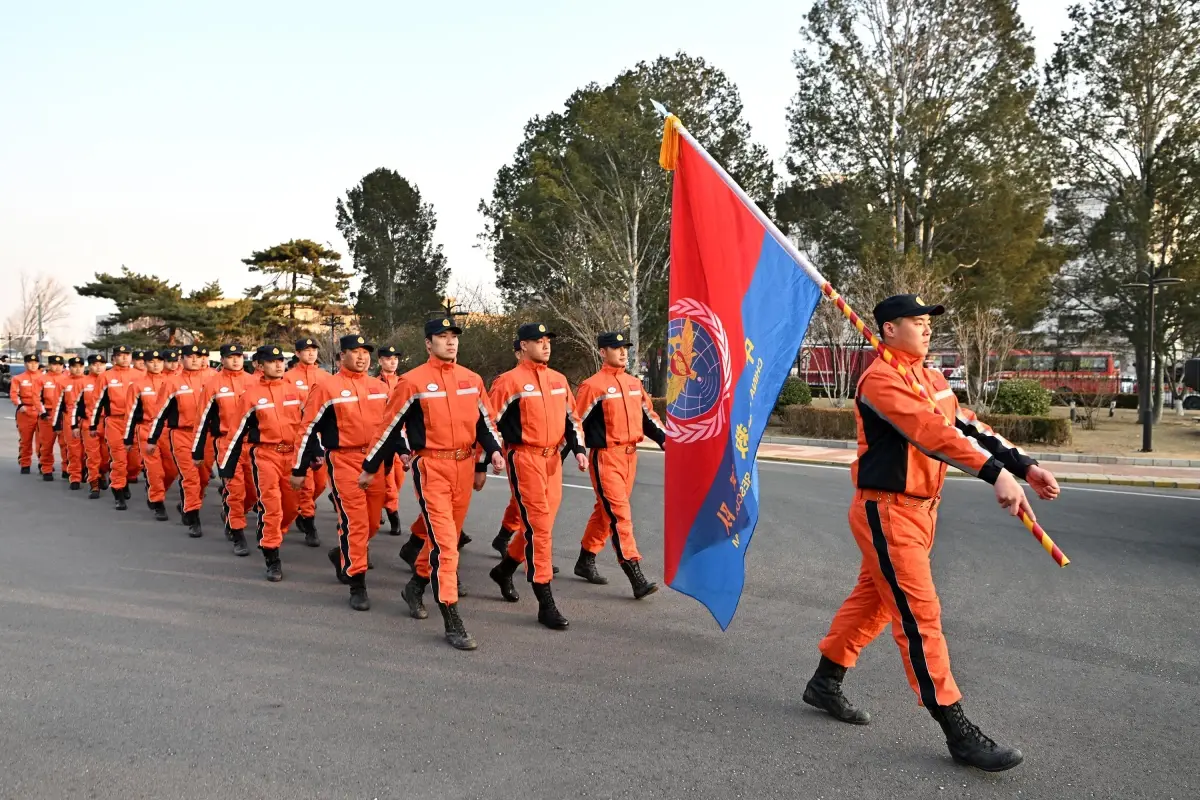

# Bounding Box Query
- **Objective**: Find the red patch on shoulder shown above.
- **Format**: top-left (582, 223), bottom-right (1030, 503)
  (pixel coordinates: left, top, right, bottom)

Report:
top-left (458, 380), bottom-right (471, 389)
top-left (285, 394), bottom-right (298, 402)
top-left (553, 382), bottom-right (564, 390)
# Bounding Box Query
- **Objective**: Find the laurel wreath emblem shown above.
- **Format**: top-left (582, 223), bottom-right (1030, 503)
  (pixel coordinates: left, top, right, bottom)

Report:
top-left (665, 298), bottom-right (732, 444)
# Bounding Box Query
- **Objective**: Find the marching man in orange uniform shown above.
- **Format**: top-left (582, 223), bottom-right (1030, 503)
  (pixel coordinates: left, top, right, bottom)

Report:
top-left (283, 336), bottom-right (329, 547)
top-left (375, 344), bottom-right (406, 536)
top-left (488, 322), bottom-right (587, 631)
top-left (148, 344), bottom-right (214, 535)
top-left (192, 343), bottom-right (257, 552)
top-left (77, 355), bottom-right (111, 499)
top-left (36, 355), bottom-right (67, 480)
top-left (803, 295), bottom-right (1061, 772)
top-left (163, 349), bottom-right (182, 379)
top-left (291, 334), bottom-right (390, 611)
top-left (54, 356), bottom-right (89, 491)
top-left (360, 318), bottom-right (505, 649)
top-left (11, 354), bottom-right (44, 475)
top-left (573, 332), bottom-right (667, 597)
top-left (90, 344), bottom-right (142, 510)
top-left (125, 350), bottom-right (178, 521)
top-left (221, 346), bottom-right (304, 582)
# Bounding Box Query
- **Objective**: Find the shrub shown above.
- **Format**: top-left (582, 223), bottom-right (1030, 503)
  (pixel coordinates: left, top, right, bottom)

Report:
top-left (775, 377), bottom-right (812, 409)
top-left (778, 406), bottom-right (858, 439)
top-left (992, 379), bottom-right (1052, 416)
top-left (1052, 392), bottom-right (1138, 410)
top-left (977, 414), bottom-right (1072, 447)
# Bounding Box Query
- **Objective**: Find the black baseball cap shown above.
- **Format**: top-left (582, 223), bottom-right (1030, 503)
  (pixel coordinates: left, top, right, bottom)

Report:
top-left (146, 349), bottom-right (164, 361)
top-left (872, 294), bottom-right (945, 330)
top-left (47, 354), bottom-right (65, 365)
top-left (23, 354), bottom-right (37, 363)
top-left (132, 350), bottom-right (147, 360)
top-left (219, 344), bottom-right (244, 358)
top-left (424, 317), bottom-right (463, 337)
top-left (377, 345), bottom-right (400, 357)
top-left (295, 337), bottom-right (319, 351)
top-left (163, 349), bottom-right (179, 362)
top-left (517, 322), bottom-right (555, 341)
top-left (253, 345), bottom-right (286, 362)
top-left (597, 331), bottom-right (631, 349)
top-left (179, 344), bottom-right (202, 357)
top-left (199, 347), bottom-right (210, 357)
top-left (112, 344), bottom-right (132, 355)
top-left (339, 334), bottom-right (374, 353)
top-left (67, 356), bottom-right (84, 367)
top-left (87, 354), bottom-right (107, 365)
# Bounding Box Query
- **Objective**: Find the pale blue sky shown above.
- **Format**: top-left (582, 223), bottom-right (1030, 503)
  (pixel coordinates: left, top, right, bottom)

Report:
top-left (0, 0), bottom-right (1073, 346)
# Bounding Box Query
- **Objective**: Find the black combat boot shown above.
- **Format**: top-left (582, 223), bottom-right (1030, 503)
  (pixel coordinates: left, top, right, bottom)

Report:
top-left (128, 476), bottom-right (138, 485)
top-left (112, 487), bottom-right (127, 511)
top-left (457, 530), bottom-right (471, 548)
top-left (70, 482), bottom-right (81, 491)
top-left (98, 476), bottom-right (109, 491)
top-left (295, 515), bottom-right (320, 547)
top-left (802, 655), bottom-right (871, 725)
top-left (532, 582), bottom-right (569, 630)
top-left (619, 559), bottom-right (659, 599)
top-left (20, 466), bottom-right (30, 475)
top-left (230, 529), bottom-right (249, 557)
top-left (262, 547), bottom-right (282, 582)
top-left (930, 702), bottom-right (1023, 772)
top-left (489, 555), bottom-right (521, 602)
top-left (122, 486), bottom-right (132, 500)
top-left (573, 548), bottom-right (608, 585)
top-left (386, 509), bottom-right (401, 535)
top-left (439, 602), bottom-right (477, 650)
top-left (456, 572), bottom-right (468, 598)
top-left (491, 526), bottom-right (513, 556)
top-left (42, 472), bottom-right (54, 482)
top-left (402, 575), bottom-right (429, 619)
top-left (347, 572), bottom-right (370, 611)
top-left (61, 470), bottom-right (68, 480)
top-left (151, 501), bottom-right (168, 522)
top-left (398, 533), bottom-right (423, 571)
top-left (176, 501), bottom-right (182, 515)
top-left (185, 510), bottom-right (203, 538)
top-left (88, 486), bottom-right (100, 500)
top-left (327, 547), bottom-right (349, 585)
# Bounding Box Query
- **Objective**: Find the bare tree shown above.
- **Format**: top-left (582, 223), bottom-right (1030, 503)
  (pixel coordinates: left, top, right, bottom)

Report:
top-left (952, 305), bottom-right (1019, 411)
top-left (2, 272), bottom-right (72, 353)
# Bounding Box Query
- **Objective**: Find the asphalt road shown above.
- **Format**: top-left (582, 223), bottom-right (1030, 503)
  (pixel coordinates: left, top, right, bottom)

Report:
top-left (0, 421), bottom-right (1197, 800)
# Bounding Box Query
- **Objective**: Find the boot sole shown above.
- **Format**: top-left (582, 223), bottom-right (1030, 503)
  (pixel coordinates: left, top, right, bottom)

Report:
top-left (489, 569), bottom-right (520, 602)
top-left (574, 567), bottom-right (608, 585)
top-left (402, 587), bottom-right (429, 619)
top-left (265, 573), bottom-right (282, 582)
top-left (801, 688), bottom-right (871, 725)
top-left (446, 635), bottom-right (478, 650)
top-left (538, 617), bottom-right (569, 631)
top-left (304, 538), bottom-right (321, 548)
top-left (633, 583), bottom-right (659, 599)
top-left (950, 751), bottom-right (1024, 772)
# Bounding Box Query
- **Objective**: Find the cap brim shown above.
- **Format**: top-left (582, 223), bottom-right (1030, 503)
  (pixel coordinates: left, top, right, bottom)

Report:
top-left (920, 304), bottom-right (946, 317)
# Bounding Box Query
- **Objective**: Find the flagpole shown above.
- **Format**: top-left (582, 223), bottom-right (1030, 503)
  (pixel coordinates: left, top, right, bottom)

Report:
top-left (654, 102), bottom-right (1069, 568)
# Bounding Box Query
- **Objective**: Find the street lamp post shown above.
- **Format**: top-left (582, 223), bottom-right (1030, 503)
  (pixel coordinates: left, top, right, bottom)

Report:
top-left (1122, 269), bottom-right (1185, 452)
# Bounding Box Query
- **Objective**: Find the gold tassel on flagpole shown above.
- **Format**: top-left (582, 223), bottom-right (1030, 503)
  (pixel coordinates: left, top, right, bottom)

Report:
top-left (659, 114), bottom-right (681, 171)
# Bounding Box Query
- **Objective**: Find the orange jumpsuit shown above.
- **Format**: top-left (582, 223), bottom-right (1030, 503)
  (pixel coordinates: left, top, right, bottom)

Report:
top-left (193, 369), bottom-right (257, 531)
top-left (148, 368), bottom-right (213, 514)
top-left (576, 366), bottom-right (667, 562)
top-left (91, 364), bottom-right (141, 491)
top-left (490, 362), bottom-right (585, 584)
top-left (363, 358), bottom-right (503, 605)
top-left (221, 375), bottom-right (303, 549)
top-left (284, 362), bottom-right (330, 519)
top-left (376, 370), bottom-right (407, 516)
top-left (124, 372), bottom-right (178, 505)
top-left (818, 351), bottom-right (1038, 709)
top-left (36, 369), bottom-right (67, 476)
top-left (294, 369), bottom-right (390, 578)
top-left (54, 373), bottom-right (89, 485)
top-left (77, 369), bottom-right (111, 490)
top-left (11, 366), bottom-right (44, 471)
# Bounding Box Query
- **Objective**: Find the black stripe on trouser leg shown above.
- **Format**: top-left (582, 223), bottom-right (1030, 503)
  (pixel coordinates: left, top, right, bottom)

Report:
top-left (249, 447), bottom-right (266, 545)
top-left (326, 457), bottom-right (354, 574)
top-left (168, 431), bottom-right (187, 511)
top-left (592, 448), bottom-right (627, 562)
top-left (865, 500), bottom-right (939, 709)
top-left (505, 449), bottom-right (538, 583)
top-left (411, 458), bottom-right (443, 602)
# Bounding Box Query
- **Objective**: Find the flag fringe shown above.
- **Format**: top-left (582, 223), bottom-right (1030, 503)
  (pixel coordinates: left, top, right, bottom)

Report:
top-left (659, 115), bottom-right (681, 171)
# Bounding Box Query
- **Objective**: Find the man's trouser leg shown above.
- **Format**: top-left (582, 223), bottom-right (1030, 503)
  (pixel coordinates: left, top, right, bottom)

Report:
top-left (139, 426), bottom-right (171, 503)
top-left (37, 417), bottom-right (57, 475)
top-left (505, 447), bottom-right (563, 584)
top-left (104, 417), bottom-right (129, 490)
top-left (411, 456), bottom-right (474, 605)
top-left (818, 497), bottom-right (961, 708)
top-left (581, 448), bottom-right (641, 562)
top-left (296, 455), bottom-right (328, 517)
top-left (327, 449), bottom-right (385, 578)
top-left (385, 455), bottom-right (402, 514)
top-left (16, 410), bottom-right (38, 469)
top-left (126, 432), bottom-right (143, 484)
top-left (501, 496), bottom-right (521, 535)
top-left (58, 426), bottom-right (72, 476)
top-left (169, 429), bottom-right (204, 513)
top-left (249, 447), bottom-right (300, 549)
top-left (221, 437), bottom-right (249, 531)
top-left (240, 457), bottom-right (258, 515)
top-left (67, 430), bottom-right (85, 483)
top-left (84, 430), bottom-right (108, 488)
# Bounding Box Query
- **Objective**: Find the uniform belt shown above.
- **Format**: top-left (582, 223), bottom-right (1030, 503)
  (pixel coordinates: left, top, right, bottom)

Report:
top-left (335, 445), bottom-right (369, 454)
top-left (856, 489), bottom-right (939, 509)
top-left (173, 425), bottom-right (194, 431)
top-left (256, 443), bottom-right (295, 454)
top-left (417, 448), bottom-right (474, 461)
top-left (512, 444), bottom-right (556, 457)
top-left (618, 443), bottom-right (638, 454)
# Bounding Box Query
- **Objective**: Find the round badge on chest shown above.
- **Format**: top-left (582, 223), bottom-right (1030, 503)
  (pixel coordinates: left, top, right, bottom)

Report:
top-left (427, 383), bottom-right (438, 391)
top-left (607, 386), bottom-right (618, 394)
top-left (220, 387), bottom-right (230, 393)
top-left (341, 389), bottom-right (352, 397)
top-left (523, 383), bottom-right (535, 392)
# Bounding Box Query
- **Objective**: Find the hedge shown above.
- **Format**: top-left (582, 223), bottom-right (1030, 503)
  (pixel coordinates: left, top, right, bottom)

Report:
top-left (777, 406), bottom-right (1071, 446)
top-left (1053, 392), bottom-right (1139, 409)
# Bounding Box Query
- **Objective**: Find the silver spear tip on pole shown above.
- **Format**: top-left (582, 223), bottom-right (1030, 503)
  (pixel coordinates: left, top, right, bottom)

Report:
top-left (650, 99), bottom-right (669, 118)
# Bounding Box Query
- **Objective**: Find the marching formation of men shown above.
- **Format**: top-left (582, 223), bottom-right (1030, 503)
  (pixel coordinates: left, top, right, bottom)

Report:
top-left (10, 321), bottom-right (667, 652)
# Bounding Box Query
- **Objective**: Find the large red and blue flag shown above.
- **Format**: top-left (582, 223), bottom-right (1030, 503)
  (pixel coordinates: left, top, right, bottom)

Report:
top-left (661, 117), bottom-right (823, 630)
